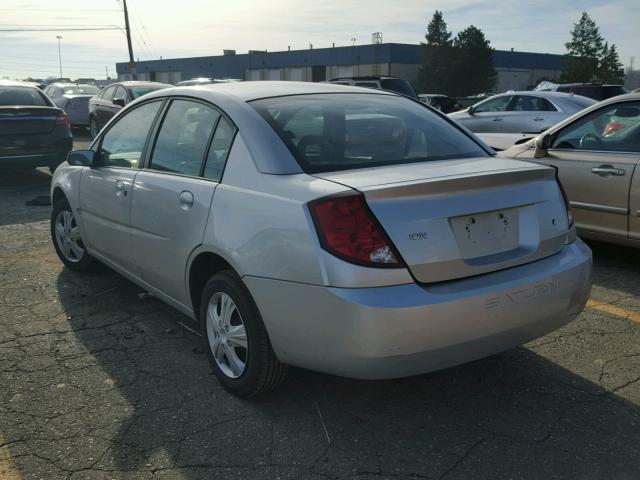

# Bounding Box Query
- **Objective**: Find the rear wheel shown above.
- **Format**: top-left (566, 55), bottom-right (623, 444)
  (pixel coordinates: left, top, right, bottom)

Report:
top-left (51, 198), bottom-right (97, 271)
top-left (200, 270), bottom-right (287, 397)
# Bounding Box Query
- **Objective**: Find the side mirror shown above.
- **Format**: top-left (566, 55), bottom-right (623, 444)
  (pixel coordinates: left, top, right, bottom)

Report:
top-left (67, 150), bottom-right (95, 167)
top-left (533, 134), bottom-right (551, 159)
top-left (112, 97), bottom-right (126, 107)
top-left (467, 106), bottom-right (475, 116)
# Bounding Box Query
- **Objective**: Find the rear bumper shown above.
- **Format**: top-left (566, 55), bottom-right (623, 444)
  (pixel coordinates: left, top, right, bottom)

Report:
top-left (67, 109), bottom-right (89, 126)
top-left (244, 239), bottom-right (592, 379)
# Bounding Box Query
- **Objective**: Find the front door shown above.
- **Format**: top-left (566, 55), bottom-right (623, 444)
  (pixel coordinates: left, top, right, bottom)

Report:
top-left (79, 100), bottom-right (163, 273)
top-left (538, 100), bottom-right (640, 238)
top-left (465, 95), bottom-right (512, 133)
top-left (130, 99), bottom-right (227, 305)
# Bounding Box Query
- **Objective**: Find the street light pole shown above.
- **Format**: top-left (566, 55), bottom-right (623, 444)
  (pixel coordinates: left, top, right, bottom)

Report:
top-left (56, 35), bottom-right (63, 78)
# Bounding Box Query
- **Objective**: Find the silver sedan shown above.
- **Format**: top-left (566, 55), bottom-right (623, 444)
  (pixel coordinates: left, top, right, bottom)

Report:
top-left (449, 91), bottom-right (595, 134)
top-left (50, 82), bottom-right (592, 396)
top-left (43, 83), bottom-right (100, 126)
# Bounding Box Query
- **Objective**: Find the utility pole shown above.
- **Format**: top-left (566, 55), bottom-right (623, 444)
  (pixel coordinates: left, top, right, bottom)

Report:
top-left (56, 36), bottom-right (63, 78)
top-left (122, 0), bottom-right (136, 79)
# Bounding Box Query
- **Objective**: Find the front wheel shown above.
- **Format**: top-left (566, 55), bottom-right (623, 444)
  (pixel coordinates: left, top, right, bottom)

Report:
top-left (51, 198), bottom-right (97, 271)
top-left (200, 270), bottom-right (287, 397)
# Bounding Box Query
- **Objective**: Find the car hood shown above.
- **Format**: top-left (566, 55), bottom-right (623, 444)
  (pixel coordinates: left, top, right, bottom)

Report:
top-left (501, 138), bottom-right (536, 158)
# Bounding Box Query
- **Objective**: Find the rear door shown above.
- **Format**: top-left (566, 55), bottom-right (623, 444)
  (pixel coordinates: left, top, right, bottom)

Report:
top-left (537, 100), bottom-right (640, 238)
top-left (501, 95), bottom-right (562, 134)
top-left (79, 100), bottom-right (163, 273)
top-left (130, 99), bottom-right (234, 305)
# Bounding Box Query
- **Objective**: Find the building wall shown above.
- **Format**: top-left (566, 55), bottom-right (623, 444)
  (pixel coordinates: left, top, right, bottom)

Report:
top-left (116, 43), bottom-right (566, 94)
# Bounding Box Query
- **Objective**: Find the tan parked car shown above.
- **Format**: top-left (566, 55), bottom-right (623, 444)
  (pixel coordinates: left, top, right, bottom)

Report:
top-left (503, 93), bottom-right (640, 247)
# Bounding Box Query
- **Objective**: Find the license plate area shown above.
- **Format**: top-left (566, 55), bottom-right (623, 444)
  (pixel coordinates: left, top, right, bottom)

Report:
top-left (450, 207), bottom-right (520, 259)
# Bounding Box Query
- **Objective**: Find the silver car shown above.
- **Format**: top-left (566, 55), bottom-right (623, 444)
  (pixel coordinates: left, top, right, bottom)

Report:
top-left (44, 83), bottom-right (100, 126)
top-left (50, 82), bottom-right (592, 396)
top-left (449, 91), bottom-right (595, 134)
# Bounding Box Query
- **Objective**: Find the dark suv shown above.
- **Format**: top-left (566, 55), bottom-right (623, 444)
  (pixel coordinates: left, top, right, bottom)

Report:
top-left (88, 81), bottom-right (171, 138)
top-left (535, 81), bottom-right (626, 101)
top-left (326, 76), bottom-right (418, 99)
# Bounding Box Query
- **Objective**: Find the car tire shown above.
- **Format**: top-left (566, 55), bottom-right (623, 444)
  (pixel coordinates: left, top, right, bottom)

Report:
top-left (89, 117), bottom-right (99, 139)
top-left (200, 270), bottom-right (287, 397)
top-left (51, 197), bottom-right (97, 272)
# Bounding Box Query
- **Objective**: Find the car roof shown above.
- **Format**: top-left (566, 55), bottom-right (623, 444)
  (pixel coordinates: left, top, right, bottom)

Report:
top-left (166, 80), bottom-right (396, 102)
top-left (116, 81), bottom-right (172, 87)
top-left (328, 76), bottom-right (400, 81)
top-left (48, 82), bottom-right (96, 87)
top-left (0, 79), bottom-right (39, 87)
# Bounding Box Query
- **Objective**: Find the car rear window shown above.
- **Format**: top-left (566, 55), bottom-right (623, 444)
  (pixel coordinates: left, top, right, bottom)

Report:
top-left (379, 79), bottom-right (418, 98)
top-left (252, 93), bottom-right (489, 173)
top-left (62, 85), bottom-right (99, 95)
top-left (0, 86), bottom-right (49, 106)
top-left (129, 85), bottom-right (170, 99)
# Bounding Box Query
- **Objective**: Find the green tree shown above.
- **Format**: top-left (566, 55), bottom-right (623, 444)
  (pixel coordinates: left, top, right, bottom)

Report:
top-left (562, 12), bottom-right (603, 82)
top-left (416, 11), bottom-right (454, 94)
top-left (449, 25), bottom-right (496, 95)
top-left (598, 42), bottom-right (624, 83)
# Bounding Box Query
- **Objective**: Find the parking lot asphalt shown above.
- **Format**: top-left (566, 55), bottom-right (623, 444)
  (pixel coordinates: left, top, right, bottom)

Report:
top-left (1, 135), bottom-right (640, 479)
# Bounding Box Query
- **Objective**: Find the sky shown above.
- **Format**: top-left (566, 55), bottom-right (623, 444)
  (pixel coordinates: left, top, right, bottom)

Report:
top-left (1, 0), bottom-right (638, 80)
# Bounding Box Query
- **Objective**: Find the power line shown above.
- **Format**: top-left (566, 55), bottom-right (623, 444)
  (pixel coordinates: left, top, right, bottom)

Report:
top-left (0, 27), bottom-right (123, 32)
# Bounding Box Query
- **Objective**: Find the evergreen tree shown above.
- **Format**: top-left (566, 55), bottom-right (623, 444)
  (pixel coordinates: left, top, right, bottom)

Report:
top-left (598, 42), bottom-right (624, 83)
top-left (561, 12), bottom-right (603, 82)
top-left (426, 10), bottom-right (451, 47)
top-left (416, 11), bottom-right (454, 94)
top-left (449, 26), bottom-right (496, 95)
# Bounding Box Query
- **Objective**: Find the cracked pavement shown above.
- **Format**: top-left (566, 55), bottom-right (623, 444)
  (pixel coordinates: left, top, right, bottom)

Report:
top-left (1, 153), bottom-right (640, 479)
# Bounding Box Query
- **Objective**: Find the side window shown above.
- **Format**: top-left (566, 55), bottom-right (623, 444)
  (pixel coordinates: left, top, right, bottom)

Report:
top-left (150, 100), bottom-right (219, 176)
top-left (98, 101), bottom-right (162, 168)
top-left (355, 82), bottom-right (380, 89)
top-left (203, 117), bottom-right (236, 181)
top-left (508, 95), bottom-right (556, 112)
top-left (102, 86), bottom-right (115, 102)
top-left (114, 86), bottom-right (127, 103)
top-left (473, 96), bottom-right (511, 113)
top-left (552, 101), bottom-right (640, 152)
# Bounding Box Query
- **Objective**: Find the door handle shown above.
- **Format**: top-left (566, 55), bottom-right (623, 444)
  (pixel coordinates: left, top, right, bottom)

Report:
top-left (492, 117), bottom-right (502, 122)
top-left (533, 117), bottom-right (544, 121)
top-left (591, 165), bottom-right (626, 176)
top-left (179, 190), bottom-right (194, 209)
top-left (115, 179), bottom-right (127, 197)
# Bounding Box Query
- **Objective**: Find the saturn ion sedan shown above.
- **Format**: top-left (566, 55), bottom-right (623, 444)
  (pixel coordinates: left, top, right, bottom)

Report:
top-left (50, 81), bottom-right (592, 396)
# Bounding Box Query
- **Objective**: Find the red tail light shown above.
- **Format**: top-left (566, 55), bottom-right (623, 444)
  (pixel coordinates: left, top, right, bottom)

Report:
top-left (56, 112), bottom-right (70, 129)
top-left (556, 177), bottom-right (574, 227)
top-left (309, 194), bottom-right (404, 268)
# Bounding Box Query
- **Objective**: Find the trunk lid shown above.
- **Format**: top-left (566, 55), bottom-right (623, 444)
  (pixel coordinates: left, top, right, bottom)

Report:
top-left (0, 106), bottom-right (61, 135)
top-left (63, 94), bottom-right (92, 113)
top-left (314, 157), bottom-right (570, 283)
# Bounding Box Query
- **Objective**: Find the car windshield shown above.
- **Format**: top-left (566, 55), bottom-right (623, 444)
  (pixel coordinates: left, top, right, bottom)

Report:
top-left (252, 93), bottom-right (488, 173)
top-left (0, 86), bottom-right (48, 106)
top-left (129, 85), bottom-right (170, 99)
top-left (380, 78), bottom-right (417, 98)
top-left (62, 85), bottom-right (99, 95)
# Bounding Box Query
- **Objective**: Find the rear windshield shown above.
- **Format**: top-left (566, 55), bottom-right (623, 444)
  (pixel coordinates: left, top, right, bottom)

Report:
top-left (0, 87), bottom-right (49, 106)
top-left (380, 79), bottom-right (418, 98)
top-left (62, 85), bottom-right (99, 95)
top-left (570, 95), bottom-right (598, 108)
top-left (558, 85), bottom-right (626, 101)
top-left (252, 93), bottom-right (489, 173)
top-left (129, 85), bottom-right (170, 99)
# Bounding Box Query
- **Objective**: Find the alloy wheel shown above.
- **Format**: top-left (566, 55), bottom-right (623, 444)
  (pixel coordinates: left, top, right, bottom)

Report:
top-left (206, 292), bottom-right (248, 378)
top-left (54, 210), bottom-right (84, 263)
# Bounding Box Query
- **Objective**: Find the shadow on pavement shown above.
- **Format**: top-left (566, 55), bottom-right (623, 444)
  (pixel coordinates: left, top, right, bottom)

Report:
top-left (0, 168), bottom-right (52, 226)
top-left (54, 266), bottom-right (640, 480)
top-left (587, 239), bottom-right (640, 299)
